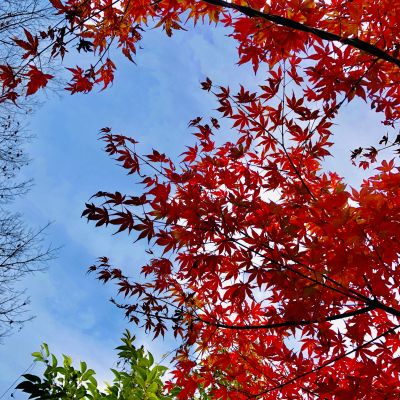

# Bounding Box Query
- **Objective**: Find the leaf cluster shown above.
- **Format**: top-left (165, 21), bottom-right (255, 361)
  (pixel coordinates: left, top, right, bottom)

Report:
top-left (16, 330), bottom-right (174, 400)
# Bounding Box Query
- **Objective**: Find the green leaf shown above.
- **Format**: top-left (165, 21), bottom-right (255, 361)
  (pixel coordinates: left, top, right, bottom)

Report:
top-left (31, 351), bottom-right (43, 360)
top-left (51, 354), bottom-right (58, 367)
top-left (88, 375), bottom-right (98, 386)
top-left (21, 374), bottom-right (41, 383)
top-left (42, 343), bottom-right (50, 357)
top-left (154, 365), bottom-right (168, 375)
top-left (63, 354), bottom-right (72, 367)
top-left (110, 368), bottom-right (120, 379)
top-left (80, 361), bottom-right (87, 373)
top-left (147, 382), bottom-right (159, 393)
top-left (148, 351), bottom-right (154, 366)
top-left (82, 368), bottom-right (96, 381)
top-left (134, 373), bottom-right (145, 388)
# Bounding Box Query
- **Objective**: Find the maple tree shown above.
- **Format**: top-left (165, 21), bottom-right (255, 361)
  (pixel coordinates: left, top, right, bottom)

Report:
top-left (83, 86), bottom-right (400, 399)
top-left (3, 0), bottom-right (400, 398)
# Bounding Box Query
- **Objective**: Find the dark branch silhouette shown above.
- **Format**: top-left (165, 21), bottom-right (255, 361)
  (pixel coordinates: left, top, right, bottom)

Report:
top-left (202, 0), bottom-right (400, 68)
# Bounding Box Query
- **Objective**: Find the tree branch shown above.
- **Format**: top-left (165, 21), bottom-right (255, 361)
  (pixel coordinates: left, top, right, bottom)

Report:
top-left (198, 304), bottom-right (374, 330)
top-left (201, 0), bottom-right (400, 68)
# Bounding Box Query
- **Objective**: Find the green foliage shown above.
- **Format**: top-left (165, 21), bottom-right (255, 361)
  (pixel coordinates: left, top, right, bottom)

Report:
top-left (16, 330), bottom-right (173, 400)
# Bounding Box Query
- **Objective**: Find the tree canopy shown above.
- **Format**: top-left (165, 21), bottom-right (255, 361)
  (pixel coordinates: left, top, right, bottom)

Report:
top-left (3, 0), bottom-right (400, 398)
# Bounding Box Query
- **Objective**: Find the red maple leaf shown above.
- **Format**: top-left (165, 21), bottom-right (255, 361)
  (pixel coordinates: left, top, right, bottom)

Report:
top-left (26, 65), bottom-right (53, 96)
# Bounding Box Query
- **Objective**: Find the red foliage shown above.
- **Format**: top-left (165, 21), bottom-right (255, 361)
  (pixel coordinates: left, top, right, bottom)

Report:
top-left (84, 75), bottom-right (400, 398)
top-left (4, 0), bottom-right (400, 398)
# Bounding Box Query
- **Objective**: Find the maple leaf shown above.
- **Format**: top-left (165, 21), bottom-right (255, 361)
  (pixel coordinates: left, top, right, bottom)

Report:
top-left (25, 65), bottom-right (53, 96)
top-left (49, 0), bottom-right (65, 12)
top-left (201, 77), bottom-right (212, 91)
top-left (65, 66), bottom-right (93, 94)
top-left (95, 58), bottom-right (116, 90)
top-left (0, 64), bottom-right (21, 90)
top-left (13, 29), bottom-right (39, 59)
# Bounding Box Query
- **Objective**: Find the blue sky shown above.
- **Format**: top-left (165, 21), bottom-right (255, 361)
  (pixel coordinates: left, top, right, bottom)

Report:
top-left (0, 15), bottom-right (388, 398)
